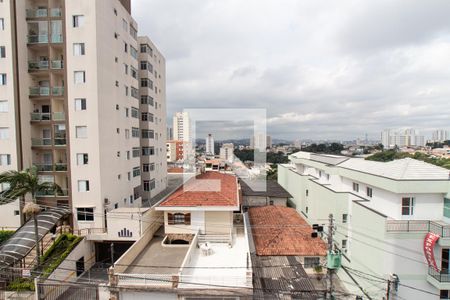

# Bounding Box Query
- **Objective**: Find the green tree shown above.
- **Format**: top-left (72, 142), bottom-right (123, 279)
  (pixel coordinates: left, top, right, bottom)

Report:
top-left (0, 166), bottom-right (61, 267)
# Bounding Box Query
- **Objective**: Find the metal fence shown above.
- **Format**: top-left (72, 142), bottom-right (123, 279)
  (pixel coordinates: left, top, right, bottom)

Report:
top-left (37, 282), bottom-right (99, 300)
top-left (386, 220), bottom-right (450, 237)
top-left (428, 267), bottom-right (450, 283)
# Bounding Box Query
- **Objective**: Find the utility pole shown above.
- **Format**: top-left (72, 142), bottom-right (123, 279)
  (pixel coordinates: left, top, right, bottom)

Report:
top-left (386, 279), bottom-right (391, 300)
top-left (327, 213), bottom-right (334, 300)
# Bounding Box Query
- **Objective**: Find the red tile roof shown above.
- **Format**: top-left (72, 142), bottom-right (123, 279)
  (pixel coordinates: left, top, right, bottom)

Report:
top-left (249, 206), bottom-right (327, 256)
top-left (159, 172), bottom-right (239, 207)
top-left (168, 167), bottom-right (184, 173)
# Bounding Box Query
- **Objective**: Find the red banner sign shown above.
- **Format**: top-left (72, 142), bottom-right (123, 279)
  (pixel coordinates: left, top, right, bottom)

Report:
top-left (424, 232), bottom-right (440, 272)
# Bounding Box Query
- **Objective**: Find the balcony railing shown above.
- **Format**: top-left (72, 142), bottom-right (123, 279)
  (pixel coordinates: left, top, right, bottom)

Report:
top-left (28, 60), bottom-right (49, 70)
top-left (50, 8), bottom-right (62, 17)
top-left (31, 138), bottom-right (66, 147)
top-left (51, 60), bottom-right (64, 69)
top-left (29, 87), bottom-right (50, 97)
top-left (27, 35), bottom-right (49, 44)
top-left (30, 112), bottom-right (65, 121)
top-left (34, 163), bottom-right (67, 172)
top-left (26, 8), bottom-right (48, 18)
top-left (386, 220), bottom-right (450, 238)
top-left (429, 267), bottom-right (450, 282)
top-left (50, 34), bottom-right (63, 43)
top-left (36, 188), bottom-right (69, 197)
top-left (52, 87), bottom-right (64, 96)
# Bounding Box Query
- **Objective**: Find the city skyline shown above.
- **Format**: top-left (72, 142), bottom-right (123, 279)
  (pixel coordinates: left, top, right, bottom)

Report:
top-left (133, 0), bottom-right (450, 140)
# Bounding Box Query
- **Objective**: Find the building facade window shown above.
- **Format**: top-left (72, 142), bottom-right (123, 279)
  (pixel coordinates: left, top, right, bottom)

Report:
top-left (132, 147), bottom-right (140, 157)
top-left (143, 180), bottom-right (149, 191)
top-left (76, 153), bottom-right (88, 165)
top-left (445, 198), bottom-right (450, 218)
top-left (133, 167), bottom-right (140, 177)
top-left (74, 98), bottom-right (86, 110)
top-left (0, 100), bottom-right (8, 112)
top-left (130, 46), bottom-right (138, 59)
top-left (72, 15), bottom-right (84, 28)
top-left (74, 71), bottom-right (86, 84)
top-left (342, 214), bottom-right (348, 224)
top-left (0, 18), bottom-right (4, 30)
top-left (352, 182), bottom-right (359, 193)
top-left (75, 126), bottom-right (87, 138)
top-left (141, 130), bottom-right (154, 139)
top-left (0, 46), bottom-right (5, 58)
top-left (140, 95), bottom-right (154, 106)
top-left (77, 208), bottom-right (94, 221)
top-left (0, 74), bottom-right (6, 85)
top-left (0, 154), bottom-right (11, 166)
top-left (143, 164), bottom-right (149, 172)
top-left (131, 107), bottom-right (139, 118)
top-left (168, 213), bottom-right (191, 225)
top-left (132, 127), bottom-right (139, 138)
top-left (401, 197), bottom-right (415, 216)
top-left (77, 180), bottom-right (90, 192)
top-left (0, 127), bottom-right (9, 139)
top-left (366, 187), bottom-right (373, 198)
top-left (342, 239), bottom-right (347, 249)
top-left (142, 147), bottom-right (154, 156)
top-left (73, 43), bottom-right (85, 56)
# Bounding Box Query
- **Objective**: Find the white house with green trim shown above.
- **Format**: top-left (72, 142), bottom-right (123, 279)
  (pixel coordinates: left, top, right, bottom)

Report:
top-left (278, 151), bottom-right (450, 300)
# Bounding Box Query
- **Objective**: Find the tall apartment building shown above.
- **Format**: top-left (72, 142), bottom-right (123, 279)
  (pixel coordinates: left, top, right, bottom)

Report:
top-left (381, 128), bottom-right (426, 148)
top-left (220, 143), bottom-right (234, 162)
top-left (0, 0), bottom-right (167, 231)
top-left (205, 133), bottom-right (214, 155)
top-left (432, 130), bottom-right (449, 142)
top-left (0, 0), bottom-right (21, 227)
top-left (173, 111), bottom-right (190, 142)
top-left (250, 133), bottom-right (271, 150)
top-left (279, 151), bottom-right (450, 300)
top-left (138, 36), bottom-right (167, 201)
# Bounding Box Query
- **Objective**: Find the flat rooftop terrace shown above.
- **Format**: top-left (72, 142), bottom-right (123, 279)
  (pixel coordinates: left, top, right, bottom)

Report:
top-left (125, 236), bottom-right (188, 274)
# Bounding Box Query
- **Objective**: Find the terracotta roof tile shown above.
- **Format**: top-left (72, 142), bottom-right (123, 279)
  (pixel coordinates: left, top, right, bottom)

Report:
top-left (159, 172), bottom-right (239, 207)
top-left (249, 206), bottom-right (327, 256)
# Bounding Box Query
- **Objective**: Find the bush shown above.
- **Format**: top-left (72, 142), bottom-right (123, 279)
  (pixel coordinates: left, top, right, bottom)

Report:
top-left (314, 265), bottom-right (323, 273)
top-left (7, 278), bottom-right (35, 292)
top-left (0, 230), bottom-right (14, 244)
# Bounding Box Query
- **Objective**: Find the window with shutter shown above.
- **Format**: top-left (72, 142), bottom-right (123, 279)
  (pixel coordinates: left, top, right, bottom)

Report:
top-left (184, 213), bottom-right (191, 225)
top-left (167, 213), bottom-right (174, 225)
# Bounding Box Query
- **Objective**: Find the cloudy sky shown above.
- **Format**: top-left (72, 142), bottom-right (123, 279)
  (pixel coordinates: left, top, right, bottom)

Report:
top-left (133, 0), bottom-right (450, 141)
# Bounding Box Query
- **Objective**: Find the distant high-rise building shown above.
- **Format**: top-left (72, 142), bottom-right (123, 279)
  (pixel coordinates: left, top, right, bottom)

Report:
top-left (220, 143), bottom-right (234, 162)
top-left (432, 130), bottom-right (448, 142)
top-left (166, 127), bottom-right (173, 141)
top-left (381, 128), bottom-right (425, 148)
top-left (173, 112), bottom-right (190, 142)
top-left (205, 134), bottom-right (214, 155)
top-left (250, 133), bottom-right (271, 150)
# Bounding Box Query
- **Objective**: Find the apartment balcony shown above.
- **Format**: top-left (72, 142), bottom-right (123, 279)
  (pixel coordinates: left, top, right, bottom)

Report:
top-left (28, 60), bottom-right (64, 71)
top-left (27, 35), bottom-right (49, 44)
top-left (30, 112), bottom-right (65, 122)
top-left (50, 34), bottom-right (63, 44)
top-left (29, 87), bottom-right (50, 97)
top-left (26, 7), bottom-right (62, 19)
top-left (34, 163), bottom-right (68, 172)
top-left (427, 267), bottom-right (450, 290)
top-left (36, 188), bottom-right (69, 198)
top-left (386, 220), bottom-right (450, 238)
top-left (31, 137), bottom-right (66, 147)
top-left (52, 87), bottom-right (64, 97)
top-left (26, 8), bottom-right (48, 18)
top-left (50, 60), bottom-right (64, 70)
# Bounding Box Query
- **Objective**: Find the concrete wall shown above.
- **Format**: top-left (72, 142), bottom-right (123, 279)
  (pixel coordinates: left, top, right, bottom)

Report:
top-left (204, 211), bottom-right (233, 235)
top-left (243, 196), bottom-right (287, 207)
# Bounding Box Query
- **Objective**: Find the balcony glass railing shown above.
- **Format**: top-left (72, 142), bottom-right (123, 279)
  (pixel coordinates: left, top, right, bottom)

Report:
top-left (26, 8), bottom-right (48, 18)
top-left (34, 164), bottom-right (53, 172)
top-left (54, 138), bottom-right (66, 146)
top-left (36, 188), bottom-right (68, 197)
top-left (50, 8), bottom-right (62, 17)
top-left (28, 60), bottom-right (49, 70)
top-left (30, 112), bottom-right (51, 121)
top-left (52, 112), bottom-right (65, 121)
top-left (55, 163), bottom-right (67, 171)
top-left (52, 86), bottom-right (64, 96)
top-left (29, 87), bottom-right (50, 96)
top-left (31, 138), bottom-right (52, 146)
top-left (51, 60), bottom-right (64, 70)
top-left (27, 35), bottom-right (49, 44)
top-left (50, 34), bottom-right (63, 43)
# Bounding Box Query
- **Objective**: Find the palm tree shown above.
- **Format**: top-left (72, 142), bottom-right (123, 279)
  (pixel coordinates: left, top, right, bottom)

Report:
top-left (0, 166), bottom-right (61, 267)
